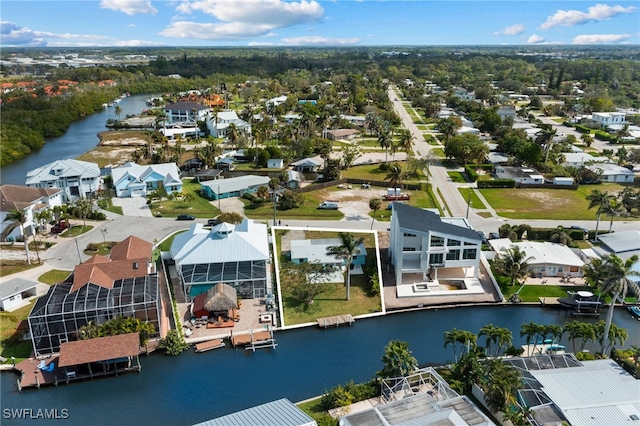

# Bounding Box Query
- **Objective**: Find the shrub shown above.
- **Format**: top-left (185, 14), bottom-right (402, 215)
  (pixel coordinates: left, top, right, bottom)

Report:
top-left (477, 179), bottom-right (516, 188)
top-left (86, 243), bottom-right (99, 252)
top-left (157, 330), bottom-right (190, 356)
top-left (279, 190), bottom-right (304, 210)
top-left (464, 165), bottom-right (478, 182)
top-left (594, 130), bottom-right (613, 141)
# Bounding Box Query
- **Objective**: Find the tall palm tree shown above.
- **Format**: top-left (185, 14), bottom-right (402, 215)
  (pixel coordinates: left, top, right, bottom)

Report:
top-left (444, 328), bottom-right (477, 363)
top-left (597, 254), bottom-right (639, 355)
top-left (398, 129), bottom-right (414, 166)
top-left (602, 198), bottom-right (623, 233)
top-left (534, 124), bottom-right (557, 162)
top-left (494, 246), bottom-right (534, 286)
top-left (377, 340), bottom-right (418, 378)
top-left (6, 209), bottom-right (31, 264)
top-left (385, 163), bottom-right (404, 195)
top-left (586, 190), bottom-right (614, 241)
top-left (580, 133), bottom-right (594, 148)
top-left (326, 232), bottom-right (365, 301)
top-left (479, 324), bottom-right (499, 357)
top-left (369, 198), bottom-right (381, 230)
top-left (227, 123), bottom-right (239, 149)
top-left (520, 322), bottom-right (544, 355)
top-left (378, 131), bottom-right (392, 163)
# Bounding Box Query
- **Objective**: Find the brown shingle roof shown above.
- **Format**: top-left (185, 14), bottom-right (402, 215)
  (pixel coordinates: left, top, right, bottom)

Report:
top-left (70, 237), bottom-right (152, 293)
top-left (0, 185), bottom-right (61, 212)
top-left (58, 333), bottom-right (140, 367)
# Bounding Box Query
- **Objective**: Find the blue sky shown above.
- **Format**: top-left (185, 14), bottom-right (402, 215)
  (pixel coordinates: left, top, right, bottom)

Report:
top-left (1, 1), bottom-right (639, 47)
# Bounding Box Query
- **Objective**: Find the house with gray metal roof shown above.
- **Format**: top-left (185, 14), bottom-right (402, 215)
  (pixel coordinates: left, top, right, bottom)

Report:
top-left (170, 219), bottom-right (270, 300)
top-left (193, 398), bottom-right (316, 426)
top-left (389, 203), bottom-right (482, 294)
top-left (200, 175), bottom-right (270, 200)
top-left (0, 277), bottom-right (41, 311)
top-left (111, 162), bottom-right (182, 198)
top-left (25, 159), bottom-right (101, 202)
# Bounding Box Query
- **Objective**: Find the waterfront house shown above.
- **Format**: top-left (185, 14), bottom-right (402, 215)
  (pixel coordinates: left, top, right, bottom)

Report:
top-left (207, 110), bottom-right (251, 138)
top-left (389, 203), bottom-right (482, 287)
top-left (200, 175), bottom-right (270, 200)
top-left (170, 220), bottom-right (270, 300)
top-left (587, 231), bottom-right (640, 283)
top-left (0, 184), bottom-right (63, 241)
top-left (164, 101), bottom-right (210, 124)
top-left (488, 238), bottom-right (584, 278)
top-left (111, 162), bottom-right (182, 198)
top-left (194, 398), bottom-right (317, 426)
top-left (28, 236), bottom-right (162, 355)
top-left (25, 159), bottom-right (101, 202)
top-left (289, 238), bottom-right (367, 281)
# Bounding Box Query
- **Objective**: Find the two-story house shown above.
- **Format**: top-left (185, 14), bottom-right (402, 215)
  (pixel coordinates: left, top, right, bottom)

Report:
top-left (25, 159), bottom-right (100, 202)
top-left (389, 203), bottom-right (482, 288)
top-left (111, 162), bottom-right (182, 198)
top-left (207, 110), bottom-right (251, 138)
top-left (0, 184), bottom-right (63, 241)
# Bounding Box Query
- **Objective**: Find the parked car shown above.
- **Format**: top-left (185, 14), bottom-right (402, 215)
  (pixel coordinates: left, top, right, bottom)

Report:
top-left (488, 232), bottom-right (500, 240)
top-left (207, 218), bottom-right (220, 226)
top-left (318, 201), bottom-right (339, 210)
top-left (177, 214), bottom-right (196, 221)
top-left (51, 221), bottom-right (69, 234)
top-left (570, 225), bottom-right (589, 234)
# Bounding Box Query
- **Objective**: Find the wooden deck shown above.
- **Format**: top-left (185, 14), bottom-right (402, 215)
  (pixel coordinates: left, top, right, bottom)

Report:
top-left (230, 328), bottom-right (276, 351)
top-left (194, 339), bottom-right (225, 353)
top-left (317, 314), bottom-right (355, 328)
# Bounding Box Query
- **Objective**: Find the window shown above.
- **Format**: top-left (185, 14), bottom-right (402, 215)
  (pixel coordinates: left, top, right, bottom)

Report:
top-left (446, 250), bottom-right (460, 261)
top-left (464, 241), bottom-right (476, 246)
top-left (430, 236), bottom-right (444, 247)
top-left (429, 253), bottom-right (444, 265)
top-left (404, 232), bottom-right (417, 237)
top-left (463, 249), bottom-right (477, 260)
top-left (447, 239), bottom-right (460, 246)
top-left (403, 247), bottom-right (416, 252)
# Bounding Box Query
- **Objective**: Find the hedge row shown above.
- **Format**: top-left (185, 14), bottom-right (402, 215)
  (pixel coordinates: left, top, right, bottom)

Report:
top-left (464, 164), bottom-right (495, 182)
top-left (594, 130), bottom-right (614, 141)
top-left (477, 179), bottom-right (516, 188)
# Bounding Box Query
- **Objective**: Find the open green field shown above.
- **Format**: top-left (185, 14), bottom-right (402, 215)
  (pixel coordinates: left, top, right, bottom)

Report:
top-left (243, 190), bottom-right (343, 221)
top-left (341, 162), bottom-right (424, 185)
top-left (458, 188), bottom-right (486, 210)
top-left (480, 183), bottom-right (640, 220)
top-left (149, 180), bottom-right (220, 218)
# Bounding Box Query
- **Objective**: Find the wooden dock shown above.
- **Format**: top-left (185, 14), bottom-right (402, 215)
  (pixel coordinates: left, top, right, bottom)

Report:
top-left (317, 314), bottom-right (355, 328)
top-left (230, 328), bottom-right (276, 351)
top-left (194, 339), bottom-right (225, 353)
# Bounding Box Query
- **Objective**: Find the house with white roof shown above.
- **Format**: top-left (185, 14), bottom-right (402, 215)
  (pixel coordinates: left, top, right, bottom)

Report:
top-left (591, 112), bottom-right (626, 128)
top-left (200, 175), bottom-right (270, 200)
top-left (494, 166), bottom-right (544, 184)
top-left (267, 159), bottom-right (284, 169)
top-left (1, 184), bottom-right (63, 241)
top-left (589, 230), bottom-right (640, 283)
top-left (163, 101), bottom-right (210, 125)
top-left (0, 277), bottom-right (40, 311)
top-left (207, 110), bottom-right (251, 138)
top-left (170, 220), bottom-right (270, 300)
top-left (111, 162), bottom-right (182, 198)
top-left (562, 152), bottom-right (610, 167)
top-left (389, 203), bottom-right (483, 292)
top-left (488, 238), bottom-right (584, 278)
top-left (339, 114), bottom-right (366, 127)
top-left (587, 163), bottom-right (634, 183)
top-left (284, 170), bottom-right (303, 189)
top-left (290, 238), bottom-right (366, 270)
top-left (25, 159), bottom-right (100, 202)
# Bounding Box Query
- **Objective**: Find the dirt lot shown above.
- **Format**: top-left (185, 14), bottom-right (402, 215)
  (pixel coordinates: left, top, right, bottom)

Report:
top-left (314, 186), bottom-right (390, 219)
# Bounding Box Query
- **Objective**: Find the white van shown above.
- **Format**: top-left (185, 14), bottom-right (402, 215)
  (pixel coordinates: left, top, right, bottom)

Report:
top-left (318, 201), bottom-right (339, 210)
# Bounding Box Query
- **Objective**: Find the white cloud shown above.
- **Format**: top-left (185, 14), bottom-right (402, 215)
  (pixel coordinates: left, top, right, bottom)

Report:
top-left (540, 3), bottom-right (637, 30)
top-left (280, 35), bottom-right (361, 46)
top-left (0, 21), bottom-right (111, 46)
top-left (527, 34), bottom-right (545, 44)
top-left (572, 33), bottom-right (630, 44)
top-left (493, 24), bottom-right (525, 36)
top-left (167, 0), bottom-right (323, 40)
top-left (100, 0), bottom-right (158, 15)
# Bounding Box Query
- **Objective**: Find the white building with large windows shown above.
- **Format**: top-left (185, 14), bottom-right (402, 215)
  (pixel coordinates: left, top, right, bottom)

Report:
top-left (25, 159), bottom-right (100, 202)
top-left (389, 203), bottom-right (483, 296)
top-left (170, 220), bottom-right (269, 301)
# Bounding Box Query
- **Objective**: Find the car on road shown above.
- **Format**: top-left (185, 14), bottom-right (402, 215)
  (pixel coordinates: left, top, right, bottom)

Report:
top-left (570, 225), bottom-right (589, 234)
top-left (207, 218), bottom-right (220, 226)
top-left (51, 221), bottom-right (70, 234)
top-left (177, 214), bottom-right (196, 221)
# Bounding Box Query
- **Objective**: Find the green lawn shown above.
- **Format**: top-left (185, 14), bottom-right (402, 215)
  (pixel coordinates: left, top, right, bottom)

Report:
top-left (480, 183), bottom-right (640, 220)
top-left (432, 148), bottom-right (445, 157)
top-left (149, 180), bottom-right (220, 218)
top-left (341, 162), bottom-right (422, 185)
top-left (458, 188), bottom-right (486, 210)
top-left (448, 171), bottom-right (467, 183)
top-left (60, 225), bottom-right (93, 238)
top-left (501, 284), bottom-right (593, 303)
top-left (297, 398), bottom-right (335, 426)
top-left (243, 191), bottom-right (344, 221)
top-left (1, 301), bottom-right (37, 362)
top-left (38, 269), bottom-right (71, 284)
top-left (282, 277), bottom-right (381, 326)
top-left (98, 198), bottom-right (123, 215)
top-left (0, 260), bottom-right (41, 277)
top-left (158, 230), bottom-right (187, 252)
top-left (84, 241), bottom-right (118, 256)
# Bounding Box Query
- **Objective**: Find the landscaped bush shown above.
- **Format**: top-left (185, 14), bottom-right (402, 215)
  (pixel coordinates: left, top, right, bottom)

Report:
top-left (320, 380), bottom-right (379, 410)
top-left (86, 243), bottom-right (99, 252)
top-left (574, 124), bottom-right (592, 134)
top-left (594, 130), bottom-right (614, 141)
top-left (477, 179), bottom-right (516, 188)
top-left (464, 165), bottom-right (478, 182)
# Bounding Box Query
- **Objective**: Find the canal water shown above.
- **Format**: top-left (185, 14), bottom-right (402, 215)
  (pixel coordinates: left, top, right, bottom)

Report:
top-left (1, 305), bottom-right (638, 426)
top-left (0, 95), bottom-right (152, 185)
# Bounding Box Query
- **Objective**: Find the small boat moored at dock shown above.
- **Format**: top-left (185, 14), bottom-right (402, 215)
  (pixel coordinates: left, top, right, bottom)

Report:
top-left (557, 291), bottom-right (603, 316)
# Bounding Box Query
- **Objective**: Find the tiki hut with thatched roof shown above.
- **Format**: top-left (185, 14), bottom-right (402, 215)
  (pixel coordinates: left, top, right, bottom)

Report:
top-left (203, 283), bottom-right (237, 318)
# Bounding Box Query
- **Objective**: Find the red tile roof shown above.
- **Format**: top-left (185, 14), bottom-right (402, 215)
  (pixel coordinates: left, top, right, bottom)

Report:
top-left (58, 333), bottom-right (140, 367)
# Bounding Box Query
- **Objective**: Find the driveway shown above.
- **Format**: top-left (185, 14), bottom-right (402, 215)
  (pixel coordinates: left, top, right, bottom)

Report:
top-left (215, 197), bottom-right (245, 216)
top-left (111, 197), bottom-right (153, 217)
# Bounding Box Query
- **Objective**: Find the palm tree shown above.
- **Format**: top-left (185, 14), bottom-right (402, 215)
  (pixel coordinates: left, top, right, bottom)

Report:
top-left (377, 340), bottom-right (418, 378)
top-left (534, 124), bottom-right (557, 162)
top-left (326, 232), bottom-right (365, 301)
top-left (444, 328), bottom-right (476, 362)
top-left (586, 190), bottom-right (614, 241)
top-left (114, 105), bottom-right (122, 120)
top-left (602, 198), bottom-right (623, 233)
top-left (227, 122), bottom-right (239, 149)
top-left (398, 129), bottom-right (414, 167)
top-left (520, 322), bottom-right (540, 354)
top-left (385, 163), bottom-right (404, 195)
top-left (580, 133), bottom-right (594, 148)
top-left (550, 226), bottom-right (573, 246)
top-left (378, 131), bottom-right (392, 163)
top-left (494, 246), bottom-right (534, 286)
top-left (479, 324), bottom-right (499, 357)
top-left (597, 254), bottom-right (639, 355)
top-left (369, 198), bottom-right (381, 230)
top-left (6, 209), bottom-right (31, 264)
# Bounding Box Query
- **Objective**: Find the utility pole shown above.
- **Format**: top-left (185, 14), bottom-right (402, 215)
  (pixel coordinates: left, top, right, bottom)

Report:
top-left (466, 189), bottom-right (472, 219)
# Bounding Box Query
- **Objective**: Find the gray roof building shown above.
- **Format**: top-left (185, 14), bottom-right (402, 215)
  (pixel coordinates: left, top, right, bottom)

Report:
top-left (597, 230), bottom-right (640, 254)
top-left (193, 398), bottom-right (316, 426)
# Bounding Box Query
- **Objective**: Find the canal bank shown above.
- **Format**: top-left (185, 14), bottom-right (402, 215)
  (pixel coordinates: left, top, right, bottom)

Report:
top-left (2, 305), bottom-right (638, 426)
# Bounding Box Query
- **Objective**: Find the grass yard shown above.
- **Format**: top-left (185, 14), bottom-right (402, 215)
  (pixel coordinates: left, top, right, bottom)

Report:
top-left (432, 148), bottom-right (445, 157)
top-left (243, 190), bottom-right (344, 221)
top-left (341, 162), bottom-right (422, 185)
top-left (480, 183), bottom-right (640, 220)
top-left (149, 179), bottom-right (220, 218)
top-left (38, 269), bottom-right (71, 284)
top-left (448, 171), bottom-right (467, 183)
top-left (282, 276), bottom-right (381, 326)
top-left (84, 241), bottom-right (118, 256)
top-left (458, 188), bottom-right (486, 210)
top-left (158, 230), bottom-right (187, 252)
top-left (0, 260), bottom-right (41, 277)
top-left (1, 301), bottom-right (37, 362)
top-left (60, 225), bottom-right (93, 238)
top-left (501, 284), bottom-right (593, 303)
top-left (297, 398), bottom-right (334, 426)
top-left (97, 198), bottom-right (123, 215)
